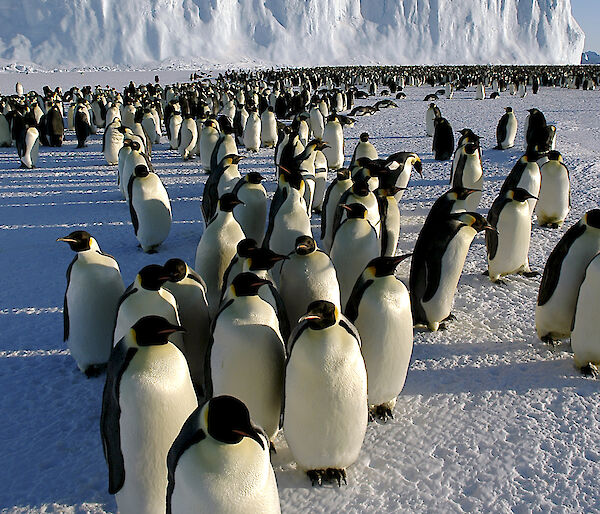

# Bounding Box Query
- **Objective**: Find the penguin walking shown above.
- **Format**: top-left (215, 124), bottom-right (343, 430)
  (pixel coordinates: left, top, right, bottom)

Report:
top-left (433, 117), bottom-right (454, 160)
top-left (284, 301), bottom-right (367, 486)
top-left (128, 165), bottom-right (171, 253)
top-left (166, 396), bottom-right (280, 514)
top-left (101, 316), bottom-right (197, 514)
top-left (486, 188), bottom-right (539, 284)
top-left (345, 255), bottom-right (413, 419)
top-left (17, 122), bottom-right (39, 169)
top-left (535, 151), bottom-right (570, 228)
top-left (279, 236), bottom-right (341, 328)
top-left (449, 142), bottom-right (483, 211)
top-left (535, 210), bottom-right (600, 344)
top-left (232, 172), bottom-right (268, 245)
top-left (163, 258), bottom-right (211, 397)
top-left (58, 231), bottom-right (124, 376)
top-left (425, 103), bottom-right (441, 137)
top-left (207, 273), bottom-right (285, 442)
top-left (322, 113), bottom-right (344, 170)
top-left (571, 254), bottom-right (600, 375)
top-left (330, 203), bottom-right (379, 307)
top-left (411, 212), bottom-right (495, 330)
top-left (495, 107), bottom-right (518, 149)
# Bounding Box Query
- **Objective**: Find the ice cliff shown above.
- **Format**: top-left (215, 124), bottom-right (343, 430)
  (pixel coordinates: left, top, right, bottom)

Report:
top-left (0, 0), bottom-right (585, 68)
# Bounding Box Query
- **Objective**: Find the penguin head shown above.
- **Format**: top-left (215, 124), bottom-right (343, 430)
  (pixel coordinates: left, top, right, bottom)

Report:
top-left (336, 168), bottom-right (351, 181)
top-left (133, 164), bottom-right (149, 178)
top-left (131, 315), bottom-right (184, 347)
top-left (508, 188), bottom-right (537, 203)
top-left (306, 138), bottom-right (330, 152)
top-left (364, 254), bottom-right (412, 278)
top-left (546, 150), bottom-right (562, 162)
top-left (57, 230), bottom-right (97, 252)
top-left (218, 193), bottom-right (244, 212)
top-left (204, 395), bottom-right (266, 449)
top-left (584, 209), bottom-right (600, 229)
top-left (236, 238), bottom-right (258, 259)
top-left (350, 179), bottom-right (370, 197)
top-left (300, 300), bottom-right (338, 330)
top-left (294, 236), bottom-right (317, 255)
top-left (282, 168), bottom-right (305, 192)
top-left (137, 264), bottom-right (171, 291)
top-left (359, 132), bottom-right (370, 142)
top-left (221, 153), bottom-right (244, 166)
top-left (246, 172), bottom-right (264, 184)
top-left (505, 107), bottom-right (513, 113)
top-left (231, 272), bottom-right (271, 297)
top-left (340, 203), bottom-right (368, 219)
top-left (464, 142), bottom-right (478, 155)
top-left (163, 258), bottom-right (188, 283)
top-left (450, 187), bottom-right (479, 201)
top-left (246, 248), bottom-right (287, 271)
top-left (376, 186), bottom-right (404, 198)
top-left (450, 212), bottom-right (496, 233)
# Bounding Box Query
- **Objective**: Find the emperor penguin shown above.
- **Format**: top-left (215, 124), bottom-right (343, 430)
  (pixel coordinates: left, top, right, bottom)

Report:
top-left (309, 104), bottom-right (324, 140)
top-left (499, 152), bottom-right (541, 217)
top-left (322, 113), bottom-right (344, 170)
top-left (411, 212), bottom-right (495, 331)
top-left (178, 115), bottom-right (198, 160)
top-left (524, 108), bottom-right (547, 152)
top-left (345, 255), bottom-right (413, 419)
top-left (211, 120), bottom-right (238, 173)
top-left (120, 140), bottom-right (151, 200)
top-left (74, 101), bottom-right (92, 148)
top-left (101, 316), bottom-right (197, 514)
top-left (381, 152), bottom-right (423, 201)
top-left (0, 110), bottom-right (11, 147)
top-left (195, 193), bottom-right (246, 317)
top-left (279, 236), bottom-right (341, 328)
top-left (163, 258), bottom-right (211, 397)
top-left (495, 107), bottom-right (518, 149)
top-left (220, 238), bottom-right (259, 298)
top-left (201, 154), bottom-right (244, 223)
top-left (284, 300), bottom-right (367, 486)
top-left (166, 396), bottom-right (280, 514)
top-left (113, 264), bottom-right (182, 348)
top-left (103, 118), bottom-right (124, 165)
top-left (232, 172), bottom-right (268, 245)
top-left (17, 122), bottom-right (39, 169)
top-left (141, 108), bottom-right (161, 145)
top-left (199, 118), bottom-right (221, 172)
top-left (535, 210), bottom-right (600, 344)
top-left (207, 273), bottom-right (286, 442)
top-left (475, 83), bottom-right (485, 100)
top-left (571, 254), bottom-right (600, 375)
top-left (449, 142), bottom-right (483, 211)
top-left (128, 165), bottom-right (171, 253)
top-left (330, 203), bottom-right (380, 307)
top-left (535, 151), bottom-right (570, 228)
top-left (105, 104), bottom-right (120, 126)
top-left (58, 231), bottom-right (125, 376)
top-left (243, 107), bottom-right (261, 152)
top-left (376, 186), bottom-right (402, 257)
top-left (433, 117), bottom-right (454, 161)
top-left (425, 103), bottom-right (441, 137)
top-left (169, 110), bottom-right (183, 150)
top-left (486, 188), bottom-right (539, 284)
top-left (43, 104), bottom-right (64, 147)
top-left (349, 133), bottom-right (378, 169)
top-left (260, 106), bottom-right (277, 148)
top-left (312, 147), bottom-right (329, 213)
top-left (332, 179), bottom-right (381, 239)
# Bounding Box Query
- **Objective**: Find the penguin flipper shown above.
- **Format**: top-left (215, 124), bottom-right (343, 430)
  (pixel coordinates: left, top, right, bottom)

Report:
top-left (166, 407), bottom-right (206, 514)
top-left (63, 255), bottom-right (77, 341)
top-left (320, 180), bottom-right (336, 240)
top-left (496, 115), bottom-right (508, 147)
top-left (100, 342), bottom-right (138, 495)
top-left (127, 178), bottom-right (139, 236)
top-left (344, 277), bottom-right (373, 322)
top-left (268, 283), bottom-right (291, 343)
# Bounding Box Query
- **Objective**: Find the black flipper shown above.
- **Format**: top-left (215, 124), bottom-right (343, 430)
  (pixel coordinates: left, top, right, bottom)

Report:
top-left (127, 176), bottom-right (139, 236)
top-left (344, 276), bottom-right (373, 322)
top-left (63, 255), bottom-right (77, 341)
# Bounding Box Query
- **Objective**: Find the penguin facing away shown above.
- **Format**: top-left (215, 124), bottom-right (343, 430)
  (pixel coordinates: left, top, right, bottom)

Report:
top-left (101, 316), bottom-right (197, 514)
top-left (535, 150), bottom-right (570, 228)
top-left (166, 395), bottom-right (280, 514)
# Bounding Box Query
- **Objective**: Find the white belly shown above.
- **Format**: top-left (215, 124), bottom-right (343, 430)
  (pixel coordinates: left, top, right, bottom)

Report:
top-left (571, 255), bottom-right (600, 368)
top-left (489, 203), bottom-right (531, 279)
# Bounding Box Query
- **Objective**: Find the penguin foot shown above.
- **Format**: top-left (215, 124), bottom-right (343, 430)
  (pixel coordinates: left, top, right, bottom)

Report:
top-left (581, 364), bottom-right (599, 378)
top-left (520, 271), bottom-right (539, 278)
top-left (482, 270), bottom-right (489, 276)
top-left (84, 364), bottom-right (107, 378)
top-left (438, 322), bottom-right (448, 331)
top-left (541, 335), bottom-right (558, 346)
top-left (326, 468), bottom-right (347, 486)
top-left (307, 469), bottom-right (324, 486)
top-left (145, 248), bottom-right (158, 254)
top-left (370, 405), bottom-right (394, 422)
top-left (307, 468), bottom-right (347, 487)
top-left (492, 279), bottom-right (507, 285)
top-left (443, 313), bottom-right (457, 322)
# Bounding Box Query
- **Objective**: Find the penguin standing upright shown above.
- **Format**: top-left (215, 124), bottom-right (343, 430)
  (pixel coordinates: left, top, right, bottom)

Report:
top-left (321, 168), bottom-right (352, 252)
top-left (524, 108), bottom-right (547, 151)
top-left (74, 101), bottom-right (92, 148)
top-left (284, 301), bottom-right (367, 486)
top-left (166, 396), bottom-right (280, 514)
top-left (495, 107), bottom-right (518, 149)
top-left (486, 188), bottom-right (539, 283)
top-left (350, 133), bottom-right (378, 169)
top-left (207, 273), bottom-right (285, 442)
top-left (475, 83), bottom-right (485, 100)
top-left (128, 165), bottom-right (171, 253)
top-left (261, 106), bottom-right (277, 148)
top-left (17, 121), bottom-right (40, 169)
top-left (169, 109), bottom-right (183, 150)
top-left (377, 186), bottom-right (402, 257)
top-left (450, 142), bottom-right (483, 211)
top-left (243, 107), bottom-right (261, 152)
top-left (201, 154), bottom-right (244, 223)
top-left (178, 114), bottom-right (198, 160)
top-left (312, 147), bottom-right (329, 213)
top-left (535, 151), bottom-right (570, 228)
top-left (279, 236), bottom-right (341, 327)
top-left (382, 152), bottom-right (423, 201)
top-left (199, 118), bottom-right (220, 172)
top-left (58, 231), bottom-right (125, 376)
top-left (101, 316), bottom-right (197, 514)
top-left (571, 253), bottom-right (600, 374)
top-left (232, 172), bottom-right (268, 245)
top-left (322, 113), bottom-right (344, 170)
top-left (410, 212), bottom-right (494, 331)
top-left (43, 104), bottom-right (64, 147)
top-left (345, 255), bottom-right (413, 419)
top-left (163, 258), bottom-right (211, 397)
top-left (425, 103), bottom-right (441, 137)
top-left (499, 152), bottom-right (541, 217)
top-left (309, 104), bottom-right (324, 140)
top-left (103, 118), bottom-right (124, 165)
top-left (535, 210), bottom-right (600, 344)
top-left (432, 117), bottom-right (454, 160)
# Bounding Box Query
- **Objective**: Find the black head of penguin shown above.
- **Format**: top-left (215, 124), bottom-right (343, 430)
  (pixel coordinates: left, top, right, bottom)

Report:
top-left (138, 264), bottom-right (171, 291)
top-left (300, 300), bottom-right (338, 330)
top-left (134, 164), bottom-right (149, 178)
top-left (236, 238), bottom-right (259, 258)
top-left (505, 107), bottom-right (513, 113)
top-left (350, 179), bottom-right (370, 197)
top-left (283, 169), bottom-right (304, 191)
top-left (131, 315), bottom-right (185, 347)
top-left (449, 212), bottom-right (496, 233)
top-left (130, 140), bottom-right (141, 152)
top-left (340, 203), bottom-right (368, 219)
top-left (206, 395), bottom-right (265, 449)
top-left (218, 116), bottom-right (234, 134)
top-left (221, 154), bottom-right (244, 166)
top-left (163, 258), bottom-right (188, 282)
top-left (464, 142), bottom-right (478, 155)
top-left (295, 235), bottom-right (317, 255)
top-left (546, 150), bottom-right (562, 162)
top-left (359, 132), bottom-right (370, 142)
top-left (376, 186), bottom-right (405, 198)
top-left (508, 188), bottom-right (538, 203)
top-left (57, 230), bottom-right (93, 252)
top-left (336, 168), bottom-right (351, 181)
top-left (585, 209), bottom-right (600, 229)
top-left (365, 254), bottom-right (413, 277)
top-left (247, 248), bottom-right (288, 271)
top-left (246, 172), bottom-right (264, 184)
top-left (218, 193), bottom-right (244, 212)
top-left (231, 272), bottom-right (271, 297)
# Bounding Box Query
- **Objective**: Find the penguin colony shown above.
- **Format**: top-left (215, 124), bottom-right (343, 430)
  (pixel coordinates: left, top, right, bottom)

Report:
top-left (33, 64), bottom-right (599, 512)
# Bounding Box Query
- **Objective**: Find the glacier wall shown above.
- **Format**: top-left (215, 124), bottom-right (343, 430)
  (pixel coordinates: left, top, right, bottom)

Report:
top-left (0, 0), bottom-right (585, 68)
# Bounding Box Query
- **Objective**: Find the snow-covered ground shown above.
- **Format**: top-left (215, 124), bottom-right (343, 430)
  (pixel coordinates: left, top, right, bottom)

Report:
top-left (1, 70), bottom-right (599, 513)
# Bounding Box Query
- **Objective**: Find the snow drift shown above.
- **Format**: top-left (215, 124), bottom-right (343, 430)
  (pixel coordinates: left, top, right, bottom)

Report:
top-left (0, 0), bottom-right (585, 68)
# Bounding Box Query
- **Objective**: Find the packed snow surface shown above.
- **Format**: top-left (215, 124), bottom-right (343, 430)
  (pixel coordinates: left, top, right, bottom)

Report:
top-left (1, 70), bottom-right (600, 513)
top-left (0, 0), bottom-right (585, 68)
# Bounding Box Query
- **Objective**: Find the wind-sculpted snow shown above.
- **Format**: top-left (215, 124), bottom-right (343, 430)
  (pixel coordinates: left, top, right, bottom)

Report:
top-left (0, 0), bottom-right (585, 67)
